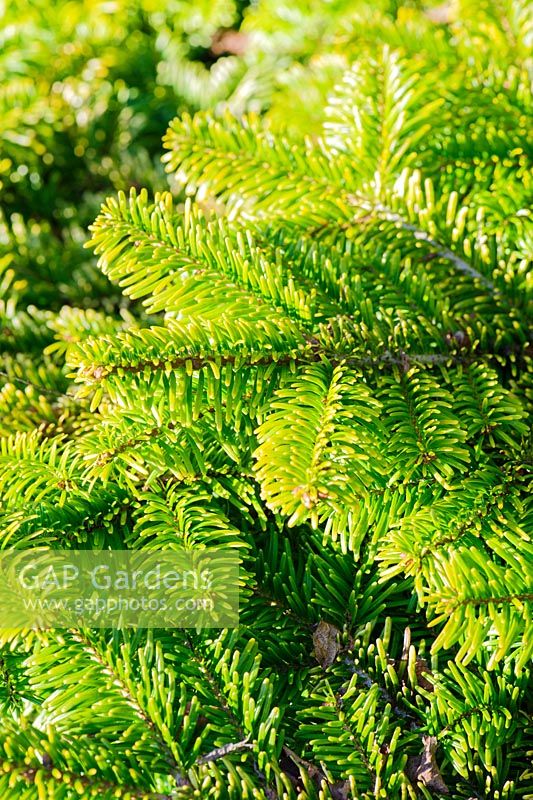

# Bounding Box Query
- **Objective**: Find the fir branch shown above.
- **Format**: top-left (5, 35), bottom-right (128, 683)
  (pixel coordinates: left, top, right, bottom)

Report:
top-left (348, 195), bottom-right (495, 291)
top-left (1, 759), bottom-right (177, 800)
top-left (68, 631), bottom-right (190, 789)
top-left (196, 738), bottom-right (254, 764)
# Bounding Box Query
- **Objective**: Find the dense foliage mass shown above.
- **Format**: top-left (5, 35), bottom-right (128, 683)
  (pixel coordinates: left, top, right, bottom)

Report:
top-left (0, 1), bottom-right (532, 798)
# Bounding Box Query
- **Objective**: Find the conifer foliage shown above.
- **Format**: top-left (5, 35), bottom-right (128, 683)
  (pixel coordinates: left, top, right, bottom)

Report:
top-left (0, 1), bottom-right (532, 799)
